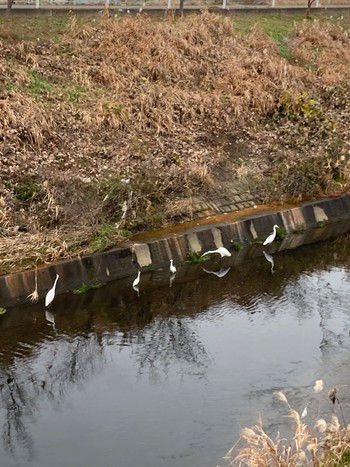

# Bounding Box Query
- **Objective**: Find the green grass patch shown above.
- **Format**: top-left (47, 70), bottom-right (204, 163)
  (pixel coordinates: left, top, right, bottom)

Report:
top-left (73, 283), bottom-right (104, 294)
top-left (119, 229), bottom-right (132, 239)
top-left (0, 16), bottom-right (71, 42)
top-left (27, 68), bottom-right (53, 95)
top-left (233, 13), bottom-right (350, 58)
top-left (187, 251), bottom-right (207, 264)
top-left (0, 307), bottom-right (7, 315)
top-left (14, 180), bottom-right (42, 201)
top-left (66, 85), bottom-right (88, 103)
top-left (275, 226), bottom-right (286, 241)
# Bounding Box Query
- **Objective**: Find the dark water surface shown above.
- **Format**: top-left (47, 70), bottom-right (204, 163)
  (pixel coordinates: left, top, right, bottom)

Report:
top-left (2, 233), bottom-right (350, 467)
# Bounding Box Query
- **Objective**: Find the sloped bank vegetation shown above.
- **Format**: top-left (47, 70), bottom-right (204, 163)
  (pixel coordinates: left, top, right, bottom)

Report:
top-left (0, 12), bottom-right (350, 274)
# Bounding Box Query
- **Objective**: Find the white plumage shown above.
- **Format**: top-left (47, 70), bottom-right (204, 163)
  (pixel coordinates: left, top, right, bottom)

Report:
top-left (132, 271), bottom-right (141, 288)
top-left (201, 247), bottom-right (231, 258)
top-left (170, 259), bottom-right (176, 274)
top-left (263, 225), bottom-right (280, 246)
top-left (45, 274), bottom-right (59, 307)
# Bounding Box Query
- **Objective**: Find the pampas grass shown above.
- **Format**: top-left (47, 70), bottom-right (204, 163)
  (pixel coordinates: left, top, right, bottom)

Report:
top-left (223, 380), bottom-right (350, 466)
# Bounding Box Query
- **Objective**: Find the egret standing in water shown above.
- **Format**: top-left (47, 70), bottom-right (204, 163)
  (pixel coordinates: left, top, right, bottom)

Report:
top-left (45, 274), bottom-right (59, 307)
top-left (133, 271), bottom-right (141, 288)
top-left (263, 225), bottom-right (280, 246)
top-left (170, 259), bottom-right (176, 274)
top-left (201, 247), bottom-right (231, 258)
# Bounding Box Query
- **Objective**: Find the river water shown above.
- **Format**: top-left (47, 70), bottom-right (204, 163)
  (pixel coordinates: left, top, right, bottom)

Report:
top-left (1, 232), bottom-right (350, 467)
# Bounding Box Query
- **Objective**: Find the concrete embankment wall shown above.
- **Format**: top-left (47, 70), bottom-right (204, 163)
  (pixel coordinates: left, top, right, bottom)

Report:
top-left (1, 195), bottom-right (350, 308)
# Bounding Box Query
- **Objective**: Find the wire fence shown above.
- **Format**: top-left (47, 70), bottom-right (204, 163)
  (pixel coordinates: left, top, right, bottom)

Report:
top-left (1, 0), bottom-right (350, 10)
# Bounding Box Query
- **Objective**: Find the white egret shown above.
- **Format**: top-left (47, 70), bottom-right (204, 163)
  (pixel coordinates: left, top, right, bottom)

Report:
top-left (263, 225), bottom-right (280, 246)
top-left (132, 271), bottom-right (141, 288)
top-left (202, 267), bottom-right (231, 278)
top-left (170, 259), bottom-right (176, 274)
top-left (301, 402), bottom-right (310, 419)
top-left (263, 250), bottom-right (275, 274)
top-left (201, 247), bottom-right (231, 258)
top-left (45, 274), bottom-right (59, 307)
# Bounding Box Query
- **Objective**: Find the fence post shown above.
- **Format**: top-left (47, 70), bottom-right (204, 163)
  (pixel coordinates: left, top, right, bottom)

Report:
top-left (35, 0), bottom-right (39, 9)
top-left (271, 0), bottom-right (275, 7)
top-left (316, 0), bottom-right (320, 6)
top-left (167, 0), bottom-right (171, 8)
top-left (222, 0), bottom-right (227, 8)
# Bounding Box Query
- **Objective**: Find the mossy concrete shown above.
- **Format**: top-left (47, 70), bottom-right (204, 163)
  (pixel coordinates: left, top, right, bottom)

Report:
top-left (2, 194), bottom-right (350, 308)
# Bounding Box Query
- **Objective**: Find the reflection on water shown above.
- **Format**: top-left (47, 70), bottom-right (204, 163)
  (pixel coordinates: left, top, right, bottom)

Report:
top-left (1, 234), bottom-right (350, 466)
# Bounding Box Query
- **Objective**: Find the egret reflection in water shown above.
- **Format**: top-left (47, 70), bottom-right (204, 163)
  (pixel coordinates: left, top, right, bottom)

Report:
top-left (0, 330), bottom-right (106, 462)
top-left (263, 250), bottom-right (275, 274)
top-left (45, 310), bottom-right (56, 330)
top-left (169, 273), bottom-right (176, 288)
top-left (202, 267), bottom-right (231, 278)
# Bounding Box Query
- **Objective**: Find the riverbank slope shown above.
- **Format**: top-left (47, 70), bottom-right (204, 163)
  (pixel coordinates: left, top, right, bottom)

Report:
top-left (1, 12), bottom-right (350, 275)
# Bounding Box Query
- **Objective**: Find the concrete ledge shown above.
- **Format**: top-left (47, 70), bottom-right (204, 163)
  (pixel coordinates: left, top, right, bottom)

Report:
top-left (2, 194), bottom-right (350, 308)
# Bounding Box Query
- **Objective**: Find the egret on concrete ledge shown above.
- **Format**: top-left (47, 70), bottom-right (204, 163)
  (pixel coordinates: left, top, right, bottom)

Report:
top-left (170, 259), bottom-right (176, 274)
top-left (263, 225), bottom-right (280, 246)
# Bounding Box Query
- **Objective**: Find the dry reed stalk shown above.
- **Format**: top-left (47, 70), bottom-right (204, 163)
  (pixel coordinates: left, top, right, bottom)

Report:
top-left (225, 381), bottom-right (350, 467)
top-left (0, 230), bottom-right (91, 274)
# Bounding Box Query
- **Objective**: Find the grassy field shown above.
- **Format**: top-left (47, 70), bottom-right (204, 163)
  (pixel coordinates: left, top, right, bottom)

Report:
top-left (0, 12), bottom-right (350, 273)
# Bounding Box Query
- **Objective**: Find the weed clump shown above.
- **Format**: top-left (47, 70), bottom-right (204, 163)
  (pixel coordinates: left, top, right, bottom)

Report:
top-left (187, 251), bottom-right (207, 264)
top-left (13, 180), bottom-right (42, 202)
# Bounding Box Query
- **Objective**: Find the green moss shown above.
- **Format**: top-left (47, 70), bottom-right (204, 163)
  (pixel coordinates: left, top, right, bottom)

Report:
top-left (0, 307), bottom-right (7, 315)
top-left (231, 241), bottom-right (242, 251)
top-left (73, 283), bottom-right (104, 294)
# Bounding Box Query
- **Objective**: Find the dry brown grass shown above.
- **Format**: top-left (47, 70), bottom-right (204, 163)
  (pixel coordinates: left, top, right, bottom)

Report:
top-left (0, 229), bottom-right (90, 275)
top-left (223, 381), bottom-right (350, 467)
top-left (1, 13), bottom-right (350, 273)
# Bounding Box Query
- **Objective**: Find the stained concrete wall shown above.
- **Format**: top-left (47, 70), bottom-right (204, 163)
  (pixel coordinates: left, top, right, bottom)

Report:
top-left (2, 194), bottom-right (350, 308)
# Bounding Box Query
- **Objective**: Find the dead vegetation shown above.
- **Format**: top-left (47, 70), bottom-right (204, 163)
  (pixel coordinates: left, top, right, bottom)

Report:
top-left (224, 381), bottom-right (350, 466)
top-left (0, 13), bottom-right (350, 274)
